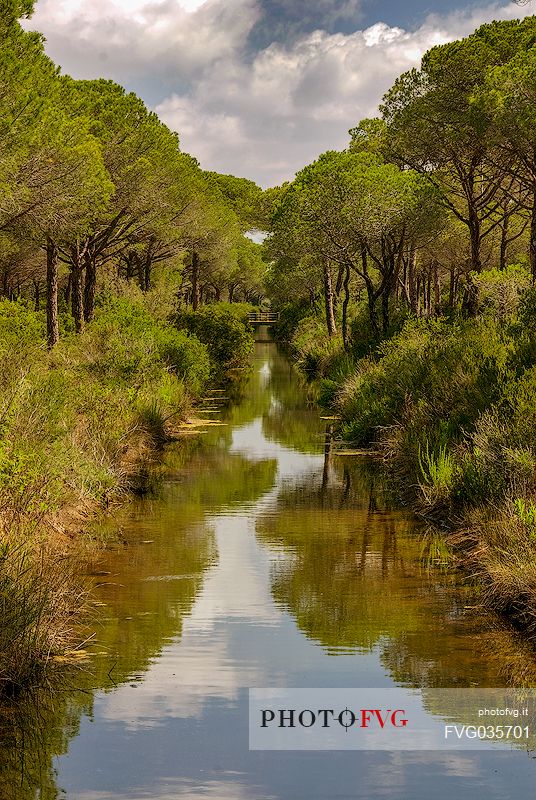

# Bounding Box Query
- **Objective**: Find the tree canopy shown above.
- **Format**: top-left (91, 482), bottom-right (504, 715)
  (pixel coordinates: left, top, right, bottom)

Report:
top-left (0, 6), bottom-right (265, 345)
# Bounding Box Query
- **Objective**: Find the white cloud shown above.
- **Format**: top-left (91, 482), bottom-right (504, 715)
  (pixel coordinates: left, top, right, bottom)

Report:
top-left (38, 0), bottom-right (208, 21)
top-left (28, 0), bottom-right (259, 84)
top-left (26, 1), bottom-right (535, 186)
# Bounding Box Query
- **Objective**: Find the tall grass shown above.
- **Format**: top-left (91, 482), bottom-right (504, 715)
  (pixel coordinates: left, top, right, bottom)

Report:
top-left (0, 540), bottom-right (88, 696)
top-left (0, 292), bottom-right (211, 693)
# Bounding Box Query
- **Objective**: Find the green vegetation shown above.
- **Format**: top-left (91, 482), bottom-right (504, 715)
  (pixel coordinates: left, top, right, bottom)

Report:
top-left (5, 0), bottom-right (536, 696)
top-left (0, 290), bottom-right (212, 692)
top-left (0, 2), bottom-right (264, 693)
top-left (177, 302), bottom-right (255, 384)
top-left (264, 17), bottom-right (536, 634)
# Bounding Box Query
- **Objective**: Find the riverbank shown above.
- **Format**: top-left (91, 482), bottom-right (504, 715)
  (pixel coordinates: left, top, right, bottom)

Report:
top-left (275, 286), bottom-right (536, 637)
top-left (0, 293), bottom-right (254, 696)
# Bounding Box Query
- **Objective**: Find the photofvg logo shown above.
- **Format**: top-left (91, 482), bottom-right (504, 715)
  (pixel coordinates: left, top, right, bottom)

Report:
top-left (260, 706), bottom-right (408, 731)
top-left (249, 689), bottom-right (536, 751)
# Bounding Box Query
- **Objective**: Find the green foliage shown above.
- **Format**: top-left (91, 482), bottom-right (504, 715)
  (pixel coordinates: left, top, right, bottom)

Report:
top-left (474, 265), bottom-right (530, 322)
top-left (418, 440), bottom-right (457, 505)
top-left (337, 318), bottom-right (512, 448)
top-left (518, 285), bottom-right (536, 330)
top-left (86, 296), bottom-right (210, 393)
top-left (0, 298), bottom-right (46, 350)
top-left (204, 172), bottom-right (264, 231)
top-left (177, 302), bottom-right (254, 383)
top-left (270, 301), bottom-right (314, 345)
top-left (513, 498), bottom-right (536, 539)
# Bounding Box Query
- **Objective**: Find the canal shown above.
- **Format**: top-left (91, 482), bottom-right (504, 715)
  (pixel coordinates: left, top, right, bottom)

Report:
top-left (2, 344), bottom-right (536, 799)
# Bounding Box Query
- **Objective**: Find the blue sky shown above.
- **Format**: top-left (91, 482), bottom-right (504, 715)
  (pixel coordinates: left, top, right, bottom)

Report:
top-left (27, 1), bottom-right (534, 186)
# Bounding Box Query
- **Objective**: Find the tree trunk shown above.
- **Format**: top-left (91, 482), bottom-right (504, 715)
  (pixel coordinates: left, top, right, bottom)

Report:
top-left (530, 190), bottom-right (536, 284)
top-left (341, 264), bottom-right (350, 350)
top-left (191, 251), bottom-right (200, 310)
top-left (361, 247), bottom-right (380, 338)
top-left (382, 285), bottom-right (390, 333)
top-left (462, 273), bottom-right (479, 318)
top-left (468, 206), bottom-right (482, 274)
top-left (433, 261), bottom-right (440, 315)
top-left (84, 253), bottom-right (97, 323)
top-left (46, 239), bottom-right (59, 350)
top-left (70, 251), bottom-right (85, 334)
top-left (408, 247), bottom-right (417, 314)
top-left (381, 253), bottom-right (395, 333)
top-left (335, 265), bottom-right (344, 298)
top-left (323, 259), bottom-right (337, 337)
top-left (136, 253), bottom-right (144, 289)
top-left (125, 252), bottom-right (136, 280)
top-left (143, 247), bottom-right (153, 292)
top-left (500, 213), bottom-right (509, 272)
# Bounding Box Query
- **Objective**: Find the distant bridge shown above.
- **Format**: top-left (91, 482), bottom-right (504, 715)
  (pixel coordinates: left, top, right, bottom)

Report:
top-left (247, 311), bottom-right (279, 325)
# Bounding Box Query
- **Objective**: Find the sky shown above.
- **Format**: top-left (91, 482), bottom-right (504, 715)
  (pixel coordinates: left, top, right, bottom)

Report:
top-left (25, 0), bottom-right (534, 187)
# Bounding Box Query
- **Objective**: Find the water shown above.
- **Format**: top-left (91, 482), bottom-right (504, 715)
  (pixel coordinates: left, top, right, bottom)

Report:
top-left (2, 344), bottom-right (536, 799)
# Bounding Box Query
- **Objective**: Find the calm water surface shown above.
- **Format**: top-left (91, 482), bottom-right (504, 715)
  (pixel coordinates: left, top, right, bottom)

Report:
top-left (2, 344), bottom-right (536, 799)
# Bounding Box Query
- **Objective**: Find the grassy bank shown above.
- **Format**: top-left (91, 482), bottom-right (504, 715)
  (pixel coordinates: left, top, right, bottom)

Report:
top-left (277, 269), bottom-right (536, 636)
top-left (0, 290), bottom-right (254, 695)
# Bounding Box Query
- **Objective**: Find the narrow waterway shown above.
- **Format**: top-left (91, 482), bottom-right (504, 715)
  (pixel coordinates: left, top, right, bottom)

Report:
top-left (2, 344), bottom-right (536, 799)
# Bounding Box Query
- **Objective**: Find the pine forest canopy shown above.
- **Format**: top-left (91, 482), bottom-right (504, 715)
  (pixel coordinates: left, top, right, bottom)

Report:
top-left (264, 15), bottom-right (536, 342)
top-left (0, 0), bottom-right (266, 347)
top-left (3, 4), bottom-right (536, 351)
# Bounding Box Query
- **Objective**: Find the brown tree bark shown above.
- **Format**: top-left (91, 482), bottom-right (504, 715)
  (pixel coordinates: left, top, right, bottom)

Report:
top-left (322, 259), bottom-right (337, 337)
top-left (46, 239), bottom-right (59, 349)
top-left (70, 248), bottom-right (85, 334)
top-left (462, 273), bottom-right (479, 318)
top-left (341, 263), bottom-right (351, 350)
top-left (530, 192), bottom-right (536, 284)
top-left (468, 204), bottom-right (482, 274)
top-left (144, 258), bottom-right (152, 292)
top-left (142, 240), bottom-right (154, 292)
top-left (84, 252), bottom-right (97, 323)
top-left (408, 247), bottom-right (417, 314)
top-left (191, 251), bottom-right (200, 310)
top-left (360, 246), bottom-right (380, 338)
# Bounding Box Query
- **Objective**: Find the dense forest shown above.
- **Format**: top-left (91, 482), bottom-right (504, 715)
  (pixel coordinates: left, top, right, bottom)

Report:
top-left (264, 17), bottom-right (536, 635)
top-left (0, 1), bottom-right (266, 341)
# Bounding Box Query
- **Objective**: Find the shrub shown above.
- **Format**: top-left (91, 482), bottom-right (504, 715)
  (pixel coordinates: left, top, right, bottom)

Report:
top-left (176, 303), bottom-right (254, 382)
top-left (337, 318), bottom-right (513, 453)
top-left (272, 301), bottom-right (314, 346)
top-left (418, 440), bottom-right (457, 507)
